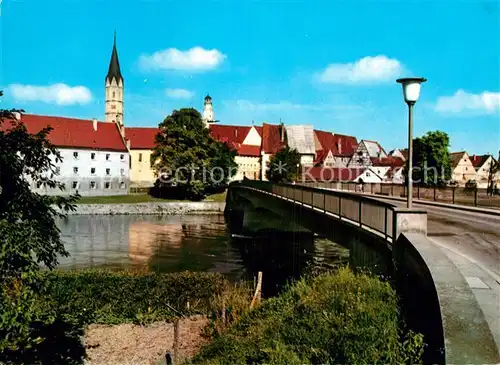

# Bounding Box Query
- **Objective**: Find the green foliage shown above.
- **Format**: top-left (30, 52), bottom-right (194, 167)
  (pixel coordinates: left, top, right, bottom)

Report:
top-left (192, 268), bottom-right (424, 365)
top-left (0, 91), bottom-right (83, 364)
top-left (40, 270), bottom-right (229, 325)
top-left (404, 130), bottom-right (452, 186)
top-left (151, 108), bottom-right (237, 200)
top-left (266, 146), bottom-right (301, 183)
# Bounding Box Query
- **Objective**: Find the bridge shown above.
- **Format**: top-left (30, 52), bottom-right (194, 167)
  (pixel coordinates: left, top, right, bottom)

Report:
top-left (225, 180), bottom-right (500, 365)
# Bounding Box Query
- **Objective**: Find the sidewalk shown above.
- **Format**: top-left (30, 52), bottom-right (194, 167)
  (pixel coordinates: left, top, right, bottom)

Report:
top-left (338, 189), bottom-right (500, 216)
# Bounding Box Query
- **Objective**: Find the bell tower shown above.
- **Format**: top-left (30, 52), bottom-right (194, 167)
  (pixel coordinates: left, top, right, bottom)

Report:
top-left (105, 31), bottom-right (124, 128)
top-left (202, 94), bottom-right (215, 127)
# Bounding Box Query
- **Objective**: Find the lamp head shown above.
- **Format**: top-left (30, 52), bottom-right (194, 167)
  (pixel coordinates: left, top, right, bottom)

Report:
top-left (396, 77), bottom-right (427, 105)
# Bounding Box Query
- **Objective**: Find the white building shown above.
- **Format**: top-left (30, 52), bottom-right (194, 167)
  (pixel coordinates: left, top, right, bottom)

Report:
top-left (285, 125), bottom-right (316, 167)
top-left (20, 114), bottom-right (130, 196)
top-left (202, 94), bottom-right (216, 127)
top-left (348, 140), bottom-right (387, 167)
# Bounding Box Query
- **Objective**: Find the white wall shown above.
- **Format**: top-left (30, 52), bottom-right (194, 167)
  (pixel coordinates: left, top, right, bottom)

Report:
top-left (31, 147), bottom-right (130, 196)
top-left (233, 156), bottom-right (261, 180)
top-left (242, 126), bottom-right (262, 146)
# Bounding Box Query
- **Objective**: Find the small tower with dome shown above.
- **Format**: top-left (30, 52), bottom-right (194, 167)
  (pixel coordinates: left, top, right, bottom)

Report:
top-left (202, 94), bottom-right (215, 127)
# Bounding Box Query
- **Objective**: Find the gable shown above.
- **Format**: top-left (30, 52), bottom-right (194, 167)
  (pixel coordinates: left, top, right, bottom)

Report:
top-left (242, 126), bottom-right (262, 146)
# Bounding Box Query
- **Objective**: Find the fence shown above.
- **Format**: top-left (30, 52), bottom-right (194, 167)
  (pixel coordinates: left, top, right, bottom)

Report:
top-left (298, 181), bottom-right (500, 209)
top-left (233, 180), bottom-right (397, 242)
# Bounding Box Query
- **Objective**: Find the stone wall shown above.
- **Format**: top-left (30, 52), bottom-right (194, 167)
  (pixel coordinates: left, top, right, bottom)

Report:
top-left (62, 202), bottom-right (226, 215)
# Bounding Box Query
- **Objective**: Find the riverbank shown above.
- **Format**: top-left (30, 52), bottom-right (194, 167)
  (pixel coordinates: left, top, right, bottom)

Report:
top-left (63, 201), bottom-right (226, 215)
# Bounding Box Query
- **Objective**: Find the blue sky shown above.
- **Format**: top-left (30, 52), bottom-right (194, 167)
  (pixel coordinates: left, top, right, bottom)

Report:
top-left (1, 0), bottom-right (499, 155)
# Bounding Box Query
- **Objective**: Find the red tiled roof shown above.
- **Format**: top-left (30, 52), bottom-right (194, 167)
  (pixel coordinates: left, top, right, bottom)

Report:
top-left (5, 114), bottom-right (128, 152)
top-left (254, 126), bottom-right (263, 137)
top-left (469, 154), bottom-right (490, 169)
top-left (314, 130), bottom-right (338, 154)
top-left (370, 156), bottom-right (405, 167)
top-left (332, 134), bottom-right (358, 157)
top-left (127, 127), bottom-right (160, 149)
top-left (209, 124), bottom-right (251, 146)
top-left (237, 145), bottom-right (261, 157)
top-left (303, 167), bottom-right (365, 182)
top-left (262, 123), bottom-right (286, 154)
top-left (314, 149), bottom-right (331, 164)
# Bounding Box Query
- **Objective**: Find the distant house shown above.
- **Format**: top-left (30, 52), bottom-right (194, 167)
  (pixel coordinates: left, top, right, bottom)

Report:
top-left (209, 124), bottom-right (262, 181)
top-left (7, 114), bottom-right (131, 196)
top-left (388, 148), bottom-right (407, 161)
top-left (285, 125), bottom-right (316, 167)
top-left (450, 151), bottom-right (476, 185)
top-left (314, 130), bottom-right (358, 168)
top-left (470, 154), bottom-right (499, 188)
top-left (261, 123), bottom-right (287, 181)
top-left (348, 140), bottom-right (388, 168)
top-left (127, 127), bottom-right (160, 188)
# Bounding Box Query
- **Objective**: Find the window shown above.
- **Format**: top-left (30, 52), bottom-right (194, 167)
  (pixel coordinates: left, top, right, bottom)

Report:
top-left (73, 167), bottom-right (78, 174)
top-left (91, 167), bottom-right (96, 174)
top-left (90, 181), bottom-right (96, 189)
top-left (139, 153), bottom-right (143, 162)
top-left (106, 168), bottom-right (111, 175)
top-left (112, 91), bottom-right (116, 98)
top-left (366, 172), bottom-right (371, 177)
top-left (91, 152), bottom-right (96, 160)
top-left (73, 152), bottom-right (79, 159)
top-left (105, 182), bottom-right (111, 189)
top-left (72, 181), bottom-right (78, 189)
top-left (36, 181), bottom-right (43, 189)
top-left (120, 154), bottom-right (124, 160)
top-left (106, 154), bottom-right (110, 161)
top-left (120, 182), bottom-right (125, 189)
top-left (120, 168), bottom-right (125, 176)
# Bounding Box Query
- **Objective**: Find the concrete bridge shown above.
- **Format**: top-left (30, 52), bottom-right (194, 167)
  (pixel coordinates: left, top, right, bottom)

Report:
top-left (225, 180), bottom-right (500, 365)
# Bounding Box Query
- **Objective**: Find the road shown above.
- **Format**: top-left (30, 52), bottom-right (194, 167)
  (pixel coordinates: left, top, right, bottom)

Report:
top-left (376, 197), bottom-right (500, 281)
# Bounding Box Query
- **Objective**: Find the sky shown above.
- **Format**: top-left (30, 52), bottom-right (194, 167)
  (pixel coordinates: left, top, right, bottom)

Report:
top-left (0, 0), bottom-right (499, 155)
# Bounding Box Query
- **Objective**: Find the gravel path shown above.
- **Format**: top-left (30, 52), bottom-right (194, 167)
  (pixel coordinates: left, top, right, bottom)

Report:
top-left (84, 316), bottom-right (208, 365)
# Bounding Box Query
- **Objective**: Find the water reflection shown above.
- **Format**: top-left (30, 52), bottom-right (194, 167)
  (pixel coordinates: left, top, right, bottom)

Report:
top-left (57, 214), bottom-right (350, 289)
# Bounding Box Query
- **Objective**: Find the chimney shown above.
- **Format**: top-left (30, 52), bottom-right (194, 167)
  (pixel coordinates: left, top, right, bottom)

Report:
top-left (235, 128), bottom-right (238, 138)
top-left (280, 120), bottom-right (285, 142)
top-left (13, 112), bottom-right (21, 120)
top-left (92, 118), bottom-right (97, 131)
top-left (338, 141), bottom-right (342, 155)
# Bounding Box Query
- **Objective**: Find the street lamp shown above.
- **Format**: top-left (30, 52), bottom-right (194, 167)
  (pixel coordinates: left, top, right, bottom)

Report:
top-left (396, 77), bottom-right (427, 209)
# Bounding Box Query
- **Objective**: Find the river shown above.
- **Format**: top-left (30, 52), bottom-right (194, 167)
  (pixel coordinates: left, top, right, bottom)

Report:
top-left (56, 214), bottom-right (350, 296)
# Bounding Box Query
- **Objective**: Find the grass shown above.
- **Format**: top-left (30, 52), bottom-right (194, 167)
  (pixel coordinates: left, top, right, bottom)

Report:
top-left (191, 267), bottom-right (425, 365)
top-left (76, 191), bottom-right (227, 204)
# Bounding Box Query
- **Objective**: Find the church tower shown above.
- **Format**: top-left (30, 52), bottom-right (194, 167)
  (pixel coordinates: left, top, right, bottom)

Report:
top-left (105, 32), bottom-right (124, 128)
top-left (202, 94), bottom-right (215, 127)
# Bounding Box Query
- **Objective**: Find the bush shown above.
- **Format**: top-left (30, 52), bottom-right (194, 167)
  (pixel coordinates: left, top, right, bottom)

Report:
top-left (191, 268), bottom-right (424, 365)
top-left (40, 269), bottom-right (229, 325)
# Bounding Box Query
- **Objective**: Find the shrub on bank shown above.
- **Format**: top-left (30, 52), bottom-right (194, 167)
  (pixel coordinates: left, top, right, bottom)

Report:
top-left (40, 270), bottom-right (229, 325)
top-left (192, 267), bottom-right (424, 365)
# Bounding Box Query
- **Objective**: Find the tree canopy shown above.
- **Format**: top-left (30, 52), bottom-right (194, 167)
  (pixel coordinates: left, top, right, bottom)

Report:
top-left (0, 91), bottom-right (83, 363)
top-left (404, 131), bottom-right (451, 186)
top-left (266, 146), bottom-right (301, 183)
top-left (151, 108), bottom-right (237, 200)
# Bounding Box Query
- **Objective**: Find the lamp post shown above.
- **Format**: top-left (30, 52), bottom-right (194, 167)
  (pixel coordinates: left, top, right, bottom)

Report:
top-left (396, 77), bottom-right (427, 209)
top-left (296, 163), bottom-right (300, 183)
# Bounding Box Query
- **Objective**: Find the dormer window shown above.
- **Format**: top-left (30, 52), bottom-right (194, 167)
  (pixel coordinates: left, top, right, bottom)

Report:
top-left (106, 154), bottom-right (110, 161)
top-left (91, 152), bottom-right (96, 160)
top-left (73, 152), bottom-right (79, 159)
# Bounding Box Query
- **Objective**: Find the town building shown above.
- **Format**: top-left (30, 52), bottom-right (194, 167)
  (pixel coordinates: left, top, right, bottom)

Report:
top-left (450, 151), bottom-right (477, 185)
top-left (285, 125), bottom-right (316, 167)
top-left (348, 140), bottom-right (388, 168)
top-left (388, 148), bottom-right (407, 161)
top-left (314, 130), bottom-right (358, 168)
top-left (470, 154), bottom-right (499, 188)
top-left (260, 123), bottom-right (287, 180)
top-left (209, 124), bottom-right (262, 180)
top-left (127, 127), bottom-right (159, 188)
top-left (202, 94), bottom-right (216, 127)
top-left (18, 114), bottom-right (130, 196)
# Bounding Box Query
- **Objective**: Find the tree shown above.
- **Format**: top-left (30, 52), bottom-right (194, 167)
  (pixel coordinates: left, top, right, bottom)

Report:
top-left (0, 91), bottom-right (84, 363)
top-left (151, 108), bottom-right (237, 200)
top-left (487, 151), bottom-right (500, 196)
top-left (403, 131), bottom-right (451, 186)
top-left (266, 146), bottom-right (301, 183)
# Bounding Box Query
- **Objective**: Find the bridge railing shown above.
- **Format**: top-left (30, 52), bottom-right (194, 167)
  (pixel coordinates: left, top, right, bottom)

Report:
top-left (233, 180), bottom-right (397, 241)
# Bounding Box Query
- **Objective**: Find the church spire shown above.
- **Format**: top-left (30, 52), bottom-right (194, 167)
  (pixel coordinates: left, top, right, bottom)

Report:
top-left (106, 31), bottom-right (123, 85)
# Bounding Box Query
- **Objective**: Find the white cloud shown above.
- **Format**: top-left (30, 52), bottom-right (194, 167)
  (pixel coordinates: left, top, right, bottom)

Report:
top-left (139, 47), bottom-right (226, 71)
top-left (317, 55), bottom-right (403, 84)
top-left (165, 88), bottom-right (194, 99)
top-left (8, 83), bottom-right (92, 105)
top-left (435, 89), bottom-right (500, 114)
